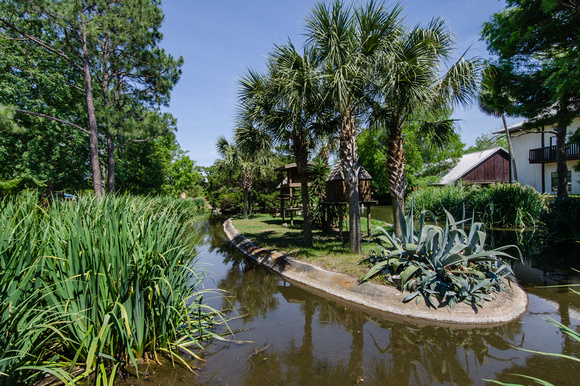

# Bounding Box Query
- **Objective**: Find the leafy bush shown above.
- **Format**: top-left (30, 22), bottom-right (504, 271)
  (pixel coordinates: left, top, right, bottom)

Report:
top-left (413, 182), bottom-right (470, 220)
top-left (254, 190), bottom-right (279, 214)
top-left (360, 201), bottom-right (521, 309)
top-left (0, 193), bottom-right (220, 384)
top-left (413, 182), bottom-right (544, 228)
top-left (215, 190), bottom-right (243, 214)
top-left (467, 183), bottom-right (544, 228)
top-left (540, 196), bottom-right (580, 241)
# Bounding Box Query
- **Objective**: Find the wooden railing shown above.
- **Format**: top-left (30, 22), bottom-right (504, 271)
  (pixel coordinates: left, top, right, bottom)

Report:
top-left (529, 143), bottom-right (580, 163)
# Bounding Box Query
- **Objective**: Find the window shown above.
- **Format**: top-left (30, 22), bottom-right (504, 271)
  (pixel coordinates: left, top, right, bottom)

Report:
top-left (551, 171), bottom-right (572, 192)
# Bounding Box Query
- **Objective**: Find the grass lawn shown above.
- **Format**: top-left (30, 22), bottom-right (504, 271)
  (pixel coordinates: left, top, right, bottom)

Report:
top-left (231, 213), bottom-right (394, 278)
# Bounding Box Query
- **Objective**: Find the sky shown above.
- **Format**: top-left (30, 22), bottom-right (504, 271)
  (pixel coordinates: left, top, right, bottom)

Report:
top-left (159, 0), bottom-right (520, 168)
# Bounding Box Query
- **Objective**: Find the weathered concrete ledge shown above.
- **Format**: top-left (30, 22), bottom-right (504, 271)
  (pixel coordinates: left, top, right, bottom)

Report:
top-left (224, 219), bottom-right (528, 326)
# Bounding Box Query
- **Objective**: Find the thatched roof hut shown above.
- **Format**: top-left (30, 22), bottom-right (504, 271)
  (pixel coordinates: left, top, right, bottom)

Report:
top-left (325, 164), bottom-right (373, 202)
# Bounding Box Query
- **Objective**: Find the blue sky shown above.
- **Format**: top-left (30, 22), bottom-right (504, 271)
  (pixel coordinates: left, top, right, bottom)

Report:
top-left (159, 0), bottom-right (518, 167)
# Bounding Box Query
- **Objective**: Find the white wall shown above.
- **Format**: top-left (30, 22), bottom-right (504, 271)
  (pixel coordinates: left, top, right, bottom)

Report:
top-left (510, 117), bottom-right (580, 194)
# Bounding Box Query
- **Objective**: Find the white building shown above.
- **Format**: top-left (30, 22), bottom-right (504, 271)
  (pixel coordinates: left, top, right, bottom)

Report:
top-left (496, 117), bottom-right (580, 194)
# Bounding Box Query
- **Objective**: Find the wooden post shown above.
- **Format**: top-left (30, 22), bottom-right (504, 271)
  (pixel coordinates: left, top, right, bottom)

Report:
top-left (367, 203), bottom-right (371, 237)
top-left (339, 204), bottom-right (343, 241)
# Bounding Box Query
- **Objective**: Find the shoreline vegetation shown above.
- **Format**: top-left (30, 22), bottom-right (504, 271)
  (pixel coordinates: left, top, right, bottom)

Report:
top-left (0, 193), bottom-right (218, 384)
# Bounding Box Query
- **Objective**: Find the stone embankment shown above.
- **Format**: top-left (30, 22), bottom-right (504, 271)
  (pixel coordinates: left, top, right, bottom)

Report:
top-left (224, 219), bottom-right (528, 325)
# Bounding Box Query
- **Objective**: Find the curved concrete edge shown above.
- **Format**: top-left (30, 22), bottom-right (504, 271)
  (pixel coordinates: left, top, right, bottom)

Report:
top-left (223, 219), bottom-right (529, 326)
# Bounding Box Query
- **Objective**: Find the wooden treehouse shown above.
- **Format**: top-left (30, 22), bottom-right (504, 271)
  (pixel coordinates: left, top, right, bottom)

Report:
top-left (275, 162), bottom-right (314, 225)
top-left (323, 164), bottom-right (377, 238)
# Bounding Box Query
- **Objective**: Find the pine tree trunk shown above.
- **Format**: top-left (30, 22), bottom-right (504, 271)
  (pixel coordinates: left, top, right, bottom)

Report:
top-left (339, 106), bottom-right (361, 254)
top-left (387, 127), bottom-right (406, 239)
top-left (107, 131), bottom-right (115, 193)
top-left (82, 19), bottom-right (104, 196)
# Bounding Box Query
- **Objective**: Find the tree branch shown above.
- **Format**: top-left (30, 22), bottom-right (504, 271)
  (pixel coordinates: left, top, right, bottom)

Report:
top-left (117, 128), bottom-right (170, 147)
top-left (0, 17), bottom-right (82, 71)
top-left (14, 109), bottom-right (89, 135)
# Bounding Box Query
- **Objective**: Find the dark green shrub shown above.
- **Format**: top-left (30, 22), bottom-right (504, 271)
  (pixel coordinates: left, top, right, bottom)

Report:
top-left (254, 190), bottom-right (279, 214)
top-left (467, 183), bottom-right (544, 228)
top-left (414, 183), bottom-right (544, 228)
top-left (541, 197), bottom-right (580, 241)
top-left (413, 182), bottom-right (471, 220)
top-left (217, 190), bottom-right (243, 214)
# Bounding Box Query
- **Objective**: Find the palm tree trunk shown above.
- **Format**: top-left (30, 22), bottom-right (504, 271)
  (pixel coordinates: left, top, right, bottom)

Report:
top-left (387, 127), bottom-right (406, 239)
top-left (242, 171), bottom-right (253, 219)
top-left (340, 106), bottom-right (361, 254)
top-left (295, 137), bottom-right (313, 248)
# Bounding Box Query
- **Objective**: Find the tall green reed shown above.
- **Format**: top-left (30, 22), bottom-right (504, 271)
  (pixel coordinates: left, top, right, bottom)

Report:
top-left (414, 182), bottom-right (544, 228)
top-left (0, 193), bottom-right (219, 384)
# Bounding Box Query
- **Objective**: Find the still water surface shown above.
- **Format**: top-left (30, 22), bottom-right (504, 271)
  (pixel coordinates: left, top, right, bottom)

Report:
top-left (127, 214), bottom-right (580, 385)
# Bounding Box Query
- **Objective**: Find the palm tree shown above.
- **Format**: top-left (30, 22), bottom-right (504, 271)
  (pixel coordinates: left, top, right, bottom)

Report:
top-left (304, 0), bottom-right (402, 253)
top-left (238, 43), bottom-right (332, 247)
top-left (216, 126), bottom-right (270, 219)
top-left (479, 64), bottom-right (518, 183)
top-left (369, 17), bottom-right (481, 238)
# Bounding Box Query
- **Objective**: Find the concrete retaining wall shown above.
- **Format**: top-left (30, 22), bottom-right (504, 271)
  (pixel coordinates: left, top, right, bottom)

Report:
top-left (224, 219), bottom-right (528, 326)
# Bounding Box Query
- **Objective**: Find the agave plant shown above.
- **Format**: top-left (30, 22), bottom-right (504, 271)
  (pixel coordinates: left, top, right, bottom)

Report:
top-left (360, 199), bottom-right (522, 309)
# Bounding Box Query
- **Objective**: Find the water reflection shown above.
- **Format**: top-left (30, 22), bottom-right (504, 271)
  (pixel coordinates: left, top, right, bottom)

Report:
top-left (126, 216), bottom-right (580, 385)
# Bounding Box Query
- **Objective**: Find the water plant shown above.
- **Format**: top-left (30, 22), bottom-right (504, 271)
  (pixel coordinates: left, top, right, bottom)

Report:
top-left (467, 182), bottom-right (544, 228)
top-left (360, 200), bottom-right (521, 308)
top-left (0, 193), bottom-right (220, 384)
top-left (413, 182), bottom-right (544, 228)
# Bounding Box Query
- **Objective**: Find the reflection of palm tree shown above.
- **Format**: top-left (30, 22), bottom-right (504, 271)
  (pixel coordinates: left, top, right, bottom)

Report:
top-left (364, 318), bottom-right (522, 384)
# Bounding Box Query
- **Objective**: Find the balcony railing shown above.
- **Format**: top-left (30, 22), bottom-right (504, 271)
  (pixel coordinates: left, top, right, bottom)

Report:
top-left (529, 143), bottom-right (580, 163)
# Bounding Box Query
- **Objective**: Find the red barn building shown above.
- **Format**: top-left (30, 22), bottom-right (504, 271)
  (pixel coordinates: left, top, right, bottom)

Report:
top-left (434, 147), bottom-right (510, 186)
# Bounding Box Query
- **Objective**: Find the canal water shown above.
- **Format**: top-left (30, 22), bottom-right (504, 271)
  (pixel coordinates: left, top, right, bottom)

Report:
top-left (125, 214), bottom-right (580, 385)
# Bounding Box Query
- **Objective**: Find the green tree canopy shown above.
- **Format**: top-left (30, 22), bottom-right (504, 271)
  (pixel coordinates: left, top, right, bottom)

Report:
top-left (482, 0), bottom-right (580, 197)
top-left (0, 0), bottom-right (182, 195)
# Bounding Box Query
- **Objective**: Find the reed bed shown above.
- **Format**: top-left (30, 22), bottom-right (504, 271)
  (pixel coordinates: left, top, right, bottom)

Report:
top-left (0, 192), bottom-right (218, 384)
top-left (414, 182), bottom-right (544, 228)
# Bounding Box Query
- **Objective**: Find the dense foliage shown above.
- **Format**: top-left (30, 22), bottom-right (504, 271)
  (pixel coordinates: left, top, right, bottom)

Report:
top-left (205, 151), bottom-right (288, 215)
top-left (541, 196), bottom-right (580, 241)
top-left (465, 132), bottom-right (508, 154)
top-left (0, 193), bottom-right (217, 384)
top-left (482, 0), bottom-right (580, 199)
top-left (358, 120), bottom-right (466, 203)
top-left (0, 0), bottom-right (183, 195)
top-left (360, 202), bottom-right (520, 309)
top-left (413, 183), bottom-right (544, 228)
